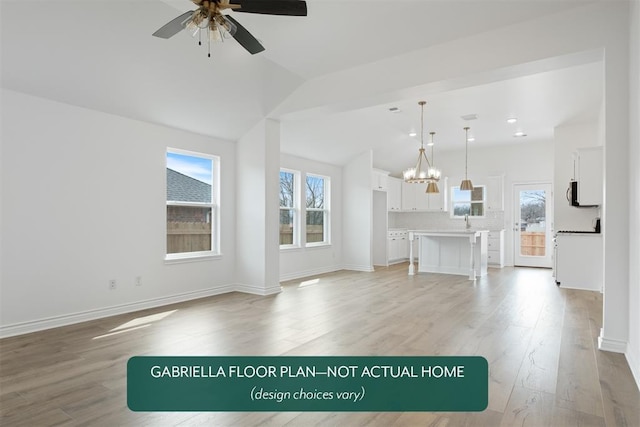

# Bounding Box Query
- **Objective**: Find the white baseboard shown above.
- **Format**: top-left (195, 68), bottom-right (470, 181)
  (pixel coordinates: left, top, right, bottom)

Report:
top-left (279, 265), bottom-right (343, 282)
top-left (598, 331), bottom-right (628, 353)
top-left (601, 331), bottom-right (640, 390)
top-left (559, 284), bottom-right (603, 292)
top-left (342, 264), bottom-right (374, 272)
top-left (234, 283), bottom-right (282, 296)
top-left (0, 285), bottom-right (236, 339)
top-left (626, 346), bottom-right (640, 391)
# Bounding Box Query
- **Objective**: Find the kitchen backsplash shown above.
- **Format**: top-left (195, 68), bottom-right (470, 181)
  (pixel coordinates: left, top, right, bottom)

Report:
top-left (389, 211), bottom-right (505, 231)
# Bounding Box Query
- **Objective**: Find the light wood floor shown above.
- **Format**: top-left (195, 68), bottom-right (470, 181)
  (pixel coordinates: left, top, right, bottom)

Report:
top-left (1, 265), bottom-right (638, 426)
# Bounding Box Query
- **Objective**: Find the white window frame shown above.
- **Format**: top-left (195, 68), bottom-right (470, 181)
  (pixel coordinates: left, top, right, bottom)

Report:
top-left (279, 168), bottom-right (301, 249)
top-left (450, 184), bottom-right (486, 219)
top-left (165, 148), bottom-right (220, 261)
top-left (305, 173), bottom-right (330, 247)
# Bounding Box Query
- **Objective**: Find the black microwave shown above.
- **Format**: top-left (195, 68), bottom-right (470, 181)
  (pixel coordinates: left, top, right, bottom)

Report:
top-left (567, 181), bottom-right (598, 208)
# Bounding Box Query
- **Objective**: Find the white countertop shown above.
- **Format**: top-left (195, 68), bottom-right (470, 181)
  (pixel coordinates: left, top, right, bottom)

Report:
top-left (555, 232), bottom-right (602, 237)
top-left (409, 229), bottom-right (489, 235)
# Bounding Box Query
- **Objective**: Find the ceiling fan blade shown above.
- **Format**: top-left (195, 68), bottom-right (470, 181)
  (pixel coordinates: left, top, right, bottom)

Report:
top-left (230, 0), bottom-right (307, 16)
top-left (152, 11), bottom-right (194, 39)
top-left (224, 15), bottom-right (265, 55)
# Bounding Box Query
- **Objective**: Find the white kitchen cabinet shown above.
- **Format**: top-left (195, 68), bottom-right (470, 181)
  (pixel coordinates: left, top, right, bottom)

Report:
top-left (372, 168), bottom-right (389, 192)
top-left (401, 182), bottom-right (419, 210)
top-left (486, 175), bottom-right (504, 211)
top-left (387, 177), bottom-right (402, 211)
top-left (555, 233), bottom-right (602, 291)
top-left (487, 230), bottom-right (504, 268)
top-left (576, 147), bottom-right (603, 206)
top-left (398, 232), bottom-right (409, 259)
top-left (427, 182), bottom-right (447, 211)
top-left (401, 177), bottom-right (448, 212)
top-left (410, 230), bottom-right (488, 279)
top-left (402, 182), bottom-right (430, 211)
top-left (387, 230), bottom-right (409, 263)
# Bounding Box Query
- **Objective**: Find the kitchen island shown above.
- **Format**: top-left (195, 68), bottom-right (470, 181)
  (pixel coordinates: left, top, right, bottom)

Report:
top-left (408, 230), bottom-right (489, 280)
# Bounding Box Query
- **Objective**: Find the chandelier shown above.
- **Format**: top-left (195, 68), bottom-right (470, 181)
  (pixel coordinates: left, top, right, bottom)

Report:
top-left (403, 101), bottom-right (441, 193)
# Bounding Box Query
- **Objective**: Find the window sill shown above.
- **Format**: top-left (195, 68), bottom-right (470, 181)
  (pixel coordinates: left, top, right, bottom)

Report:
top-left (165, 252), bottom-right (222, 264)
top-left (305, 243), bottom-right (332, 249)
top-left (280, 245), bottom-right (302, 252)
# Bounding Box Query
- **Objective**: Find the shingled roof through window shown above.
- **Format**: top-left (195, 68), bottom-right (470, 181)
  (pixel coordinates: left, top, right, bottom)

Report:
top-left (167, 168), bottom-right (211, 203)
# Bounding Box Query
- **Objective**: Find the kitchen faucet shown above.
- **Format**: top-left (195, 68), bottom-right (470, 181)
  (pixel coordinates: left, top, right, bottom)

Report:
top-left (465, 214), bottom-right (471, 229)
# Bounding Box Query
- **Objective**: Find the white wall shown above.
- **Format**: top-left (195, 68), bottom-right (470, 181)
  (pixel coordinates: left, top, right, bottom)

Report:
top-left (265, 120), bottom-right (281, 292)
top-left (598, 3), bottom-right (631, 360)
top-left (554, 122), bottom-right (602, 232)
top-left (382, 140), bottom-right (555, 267)
top-left (235, 119), bottom-right (281, 295)
top-left (627, 0), bottom-right (640, 389)
top-left (0, 89), bottom-right (237, 336)
top-left (342, 150), bottom-right (373, 271)
top-left (279, 153), bottom-right (343, 281)
top-left (372, 190), bottom-right (388, 266)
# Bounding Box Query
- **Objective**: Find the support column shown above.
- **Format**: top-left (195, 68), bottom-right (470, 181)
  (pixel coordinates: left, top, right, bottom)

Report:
top-left (408, 232), bottom-right (415, 275)
top-left (469, 235), bottom-right (476, 281)
top-left (236, 119), bottom-right (281, 295)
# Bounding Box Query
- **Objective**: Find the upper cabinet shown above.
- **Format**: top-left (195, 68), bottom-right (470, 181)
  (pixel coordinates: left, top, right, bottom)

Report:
top-left (401, 177), bottom-right (448, 212)
top-left (576, 147), bottom-right (603, 206)
top-left (402, 182), bottom-right (429, 210)
top-left (486, 175), bottom-right (504, 211)
top-left (387, 177), bottom-right (402, 211)
top-left (427, 180), bottom-right (448, 211)
top-left (372, 168), bottom-right (389, 192)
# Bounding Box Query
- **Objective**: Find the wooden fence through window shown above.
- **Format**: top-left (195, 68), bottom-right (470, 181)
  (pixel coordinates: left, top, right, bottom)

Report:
top-left (167, 222), bottom-right (211, 253)
top-left (279, 228), bottom-right (324, 245)
top-left (520, 231), bottom-right (546, 256)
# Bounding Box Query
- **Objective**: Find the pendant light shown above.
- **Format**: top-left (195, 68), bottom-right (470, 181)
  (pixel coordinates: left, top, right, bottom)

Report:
top-left (460, 127), bottom-right (474, 191)
top-left (403, 101), bottom-right (440, 193)
top-left (426, 132), bottom-right (440, 193)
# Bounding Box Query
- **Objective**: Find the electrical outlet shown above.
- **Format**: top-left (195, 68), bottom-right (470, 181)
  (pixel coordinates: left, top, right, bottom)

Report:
top-left (135, 276), bottom-right (142, 286)
top-left (109, 279), bottom-right (117, 290)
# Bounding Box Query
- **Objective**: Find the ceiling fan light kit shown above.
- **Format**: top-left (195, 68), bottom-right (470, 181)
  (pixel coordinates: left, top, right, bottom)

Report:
top-left (153, 0), bottom-right (307, 56)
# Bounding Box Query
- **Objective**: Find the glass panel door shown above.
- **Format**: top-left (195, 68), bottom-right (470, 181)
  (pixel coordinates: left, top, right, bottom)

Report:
top-left (514, 183), bottom-right (553, 268)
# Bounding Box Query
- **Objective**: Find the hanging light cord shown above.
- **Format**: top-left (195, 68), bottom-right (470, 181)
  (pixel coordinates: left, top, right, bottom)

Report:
top-left (430, 132), bottom-right (435, 169)
top-left (419, 101), bottom-right (431, 168)
top-left (464, 127), bottom-right (469, 179)
top-left (420, 101), bottom-right (425, 150)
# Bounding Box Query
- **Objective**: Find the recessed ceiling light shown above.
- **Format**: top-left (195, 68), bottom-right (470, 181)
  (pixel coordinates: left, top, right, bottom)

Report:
top-left (389, 107), bottom-right (401, 113)
top-left (409, 131), bottom-right (417, 137)
top-left (513, 131), bottom-right (527, 137)
top-left (461, 114), bottom-right (478, 121)
top-left (506, 117), bottom-right (518, 124)
top-left (467, 137), bottom-right (475, 142)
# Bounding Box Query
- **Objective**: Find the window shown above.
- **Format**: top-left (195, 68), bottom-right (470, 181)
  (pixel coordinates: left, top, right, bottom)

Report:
top-left (166, 149), bottom-right (219, 259)
top-left (451, 185), bottom-right (485, 217)
top-left (305, 174), bottom-right (330, 246)
top-left (279, 169), bottom-right (299, 247)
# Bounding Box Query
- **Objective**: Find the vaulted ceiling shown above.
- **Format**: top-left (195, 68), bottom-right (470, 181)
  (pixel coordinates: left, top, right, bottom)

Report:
top-left (1, 0), bottom-right (604, 171)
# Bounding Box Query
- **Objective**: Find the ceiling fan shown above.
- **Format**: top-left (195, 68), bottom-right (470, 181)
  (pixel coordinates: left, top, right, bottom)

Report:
top-left (153, 0), bottom-right (307, 55)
